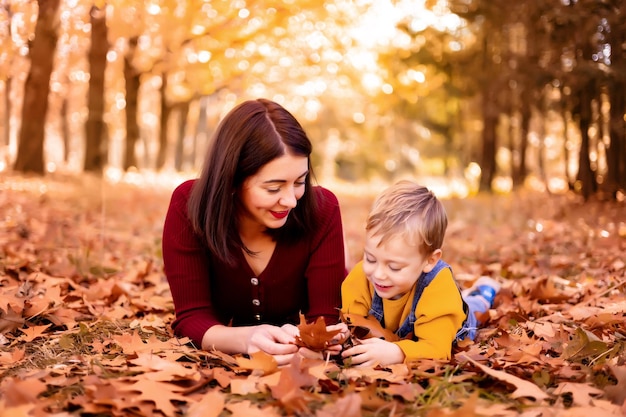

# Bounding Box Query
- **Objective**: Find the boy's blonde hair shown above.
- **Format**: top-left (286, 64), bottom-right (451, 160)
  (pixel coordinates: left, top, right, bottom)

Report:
top-left (366, 180), bottom-right (448, 255)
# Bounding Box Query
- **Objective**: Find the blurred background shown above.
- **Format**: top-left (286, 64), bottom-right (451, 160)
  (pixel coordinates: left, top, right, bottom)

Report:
top-left (1, 0), bottom-right (625, 200)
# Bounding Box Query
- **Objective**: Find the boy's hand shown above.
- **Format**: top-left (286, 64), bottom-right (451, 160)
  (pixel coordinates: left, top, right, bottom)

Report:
top-left (341, 337), bottom-right (405, 367)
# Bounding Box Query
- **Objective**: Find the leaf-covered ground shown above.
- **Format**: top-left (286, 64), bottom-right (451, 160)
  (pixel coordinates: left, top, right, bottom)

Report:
top-left (1, 173), bottom-right (625, 417)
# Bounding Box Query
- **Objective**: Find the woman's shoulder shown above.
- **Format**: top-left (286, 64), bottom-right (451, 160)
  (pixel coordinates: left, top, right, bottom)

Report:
top-left (171, 179), bottom-right (196, 200)
top-left (311, 185), bottom-right (340, 209)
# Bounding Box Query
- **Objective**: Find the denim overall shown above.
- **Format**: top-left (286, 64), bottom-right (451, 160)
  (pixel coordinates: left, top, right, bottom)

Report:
top-left (367, 259), bottom-right (478, 342)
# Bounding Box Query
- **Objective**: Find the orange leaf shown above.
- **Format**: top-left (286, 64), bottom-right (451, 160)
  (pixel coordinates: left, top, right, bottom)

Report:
top-left (18, 324), bottom-right (51, 342)
top-left (186, 389), bottom-right (225, 417)
top-left (235, 351), bottom-right (278, 375)
top-left (295, 313), bottom-right (342, 351)
top-left (119, 378), bottom-right (188, 416)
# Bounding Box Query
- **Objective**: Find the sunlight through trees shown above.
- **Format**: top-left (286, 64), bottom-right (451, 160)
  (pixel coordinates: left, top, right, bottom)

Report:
top-left (0, 0), bottom-right (624, 200)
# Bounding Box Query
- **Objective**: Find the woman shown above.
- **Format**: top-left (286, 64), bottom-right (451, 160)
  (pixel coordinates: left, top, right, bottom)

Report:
top-left (162, 98), bottom-right (346, 364)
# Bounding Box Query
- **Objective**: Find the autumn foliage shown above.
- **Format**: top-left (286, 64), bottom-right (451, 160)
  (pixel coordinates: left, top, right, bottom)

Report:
top-left (0, 174), bottom-right (625, 417)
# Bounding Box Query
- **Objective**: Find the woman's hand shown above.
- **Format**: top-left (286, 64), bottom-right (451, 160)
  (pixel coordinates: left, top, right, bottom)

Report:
top-left (341, 337), bottom-right (405, 367)
top-left (246, 324), bottom-right (299, 365)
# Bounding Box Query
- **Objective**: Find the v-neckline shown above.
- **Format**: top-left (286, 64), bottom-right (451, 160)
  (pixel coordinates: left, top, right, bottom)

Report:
top-left (242, 240), bottom-right (278, 277)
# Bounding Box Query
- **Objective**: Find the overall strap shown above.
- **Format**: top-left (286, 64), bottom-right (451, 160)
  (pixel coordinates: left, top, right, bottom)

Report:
top-left (368, 259), bottom-right (451, 339)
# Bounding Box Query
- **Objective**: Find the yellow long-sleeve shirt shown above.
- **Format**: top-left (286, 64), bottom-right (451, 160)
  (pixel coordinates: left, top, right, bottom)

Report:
top-left (341, 261), bottom-right (466, 361)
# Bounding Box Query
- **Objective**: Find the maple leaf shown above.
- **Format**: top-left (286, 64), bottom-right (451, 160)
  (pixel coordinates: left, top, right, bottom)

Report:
top-left (269, 355), bottom-right (317, 412)
top-left (18, 324), bottom-right (51, 342)
top-left (128, 352), bottom-right (199, 381)
top-left (1, 377), bottom-right (47, 407)
top-left (119, 378), bottom-right (188, 417)
top-left (186, 390), bottom-right (225, 417)
top-left (553, 382), bottom-right (604, 406)
top-left (340, 312), bottom-right (399, 342)
top-left (295, 313), bottom-right (342, 351)
top-left (459, 355), bottom-right (550, 401)
top-left (235, 350), bottom-right (278, 375)
top-left (0, 303), bottom-right (25, 334)
top-left (0, 348), bottom-right (25, 365)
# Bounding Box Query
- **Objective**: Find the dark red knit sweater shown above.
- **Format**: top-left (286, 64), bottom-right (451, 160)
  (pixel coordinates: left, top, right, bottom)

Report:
top-left (162, 180), bottom-right (346, 347)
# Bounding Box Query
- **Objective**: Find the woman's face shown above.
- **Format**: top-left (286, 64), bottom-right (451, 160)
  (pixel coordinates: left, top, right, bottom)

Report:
top-left (238, 153), bottom-right (309, 232)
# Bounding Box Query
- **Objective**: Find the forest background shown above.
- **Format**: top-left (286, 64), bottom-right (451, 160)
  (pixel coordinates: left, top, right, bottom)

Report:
top-left (1, 0), bottom-right (625, 199)
top-left (1, 0), bottom-right (626, 416)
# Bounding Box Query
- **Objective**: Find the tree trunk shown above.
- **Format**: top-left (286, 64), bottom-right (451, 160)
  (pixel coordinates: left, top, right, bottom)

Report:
top-left (2, 78), bottom-right (10, 148)
top-left (193, 95), bottom-right (208, 171)
top-left (156, 72), bottom-right (171, 171)
top-left (174, 101), bottom-right (190, 171)
top-left (608, 81), bottom-right (625, 197)
top-left (479, 83), bottom-right (498, 192)
top-left (60, 96), bottom-right (69, 163)
top-left (517, 89), bottom-right (531, 186)
top-left (576, 81), bottom-right (596, 200)
top-left (2, 4), bottom-right (12, 164)
top-left (123, 36), bottom-right (140, 171)
top-left (13, 0), bottom-right (60, 174)
top-left (560, 87), bottom-right (572, 188)
top-left (84, 5), bottom-right (108, 173)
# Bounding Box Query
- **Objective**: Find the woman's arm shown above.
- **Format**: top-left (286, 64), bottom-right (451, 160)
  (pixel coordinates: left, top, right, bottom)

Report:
top-left (162, 181), bottom-right (222, 346)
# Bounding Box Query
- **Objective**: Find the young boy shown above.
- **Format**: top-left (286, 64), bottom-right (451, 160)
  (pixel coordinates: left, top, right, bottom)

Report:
top-left (340, 180), bottom-right (500, 367)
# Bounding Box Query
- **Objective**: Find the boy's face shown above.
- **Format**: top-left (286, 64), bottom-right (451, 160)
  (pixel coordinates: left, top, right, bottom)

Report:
top-left (362, 230), bottom-right (440, 300)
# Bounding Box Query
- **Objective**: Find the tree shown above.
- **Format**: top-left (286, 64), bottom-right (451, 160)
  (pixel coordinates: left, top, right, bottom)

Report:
top-left (123, 36), bottom-right (140, 171)
top-left (13, 0), bottom-right (61, 174)
top-left (84, 5), bottom-right (108, 173)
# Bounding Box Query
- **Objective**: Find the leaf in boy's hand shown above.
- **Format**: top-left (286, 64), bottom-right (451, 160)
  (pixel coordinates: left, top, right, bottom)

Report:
top-left (295, 313), bottom-right (343, 352)
top-left (340, 312), bottom-right (399, 342)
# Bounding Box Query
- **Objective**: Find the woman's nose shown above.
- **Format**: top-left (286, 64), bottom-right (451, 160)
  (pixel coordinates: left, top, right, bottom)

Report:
top-left (279, 188), bottom-right (297, 208)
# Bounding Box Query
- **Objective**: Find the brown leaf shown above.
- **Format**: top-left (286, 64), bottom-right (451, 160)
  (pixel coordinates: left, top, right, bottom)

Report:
top-left (553, 382), bottom-right (604, 406)
top-left (295, 313), bottom-right (342, 351)
top-left (341, 312), bottom-right (399, 342)
top-left (0, 303), bottom-right (25, 334)
top-left (459, 354), bottom-right (550, 401)
top-left (604, 365), bottom-right (626, 405)
top-left (269, 354), bottom-right (317, 412)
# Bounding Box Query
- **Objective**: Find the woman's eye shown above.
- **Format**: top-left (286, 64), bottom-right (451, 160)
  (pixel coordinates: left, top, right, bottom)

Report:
top-left (267, 188), bottom-right (280, 193)
top-left (364, 256), bottom-right (375, 264)
top-left (389, 265), bottom-right (401, 272)
top-left (295, 181), bottom-right (306, 187)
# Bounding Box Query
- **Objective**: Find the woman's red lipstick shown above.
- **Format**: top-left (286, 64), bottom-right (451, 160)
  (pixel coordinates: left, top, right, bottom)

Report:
top-left (271, 210), bottom-right (289, 219)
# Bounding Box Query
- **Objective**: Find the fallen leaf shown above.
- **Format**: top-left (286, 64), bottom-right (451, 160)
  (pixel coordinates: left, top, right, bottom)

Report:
top-left (186, 390), bottom-right (225, 417)
top-left (18, 324), bottom-right (51, 342)
top-left (235, 350), bottom-right (278, 375)
top-left (553, 382), bottom-right (604, 406)
top-left (340, 312), bottom-right (399, 342)
top-left (295, 313), bottom-right (342, 351)
top-left (459, 355), bottom-right (550, 401)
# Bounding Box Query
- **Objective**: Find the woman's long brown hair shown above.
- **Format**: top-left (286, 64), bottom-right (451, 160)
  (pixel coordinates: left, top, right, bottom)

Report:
top-left (187, 98), bottom-right (319, 265)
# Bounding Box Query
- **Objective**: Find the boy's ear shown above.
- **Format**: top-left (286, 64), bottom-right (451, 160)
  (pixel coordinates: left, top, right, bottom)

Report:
top-left (422, 249), bottom-right (442, 273)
